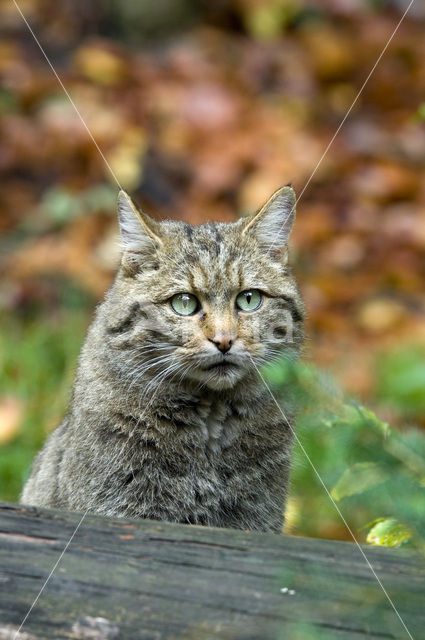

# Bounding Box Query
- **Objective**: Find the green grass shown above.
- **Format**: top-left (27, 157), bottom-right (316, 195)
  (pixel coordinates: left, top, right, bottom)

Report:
top-left (0, 310), bottom-right (89, 501)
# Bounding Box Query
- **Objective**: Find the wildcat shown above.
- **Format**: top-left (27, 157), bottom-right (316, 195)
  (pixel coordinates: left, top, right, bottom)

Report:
top-left (21, 187), bottom-right (304, 533)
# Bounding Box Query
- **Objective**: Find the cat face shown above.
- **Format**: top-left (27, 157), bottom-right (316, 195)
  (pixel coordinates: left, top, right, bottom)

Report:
top-left (106, 188), bottom-right (304, 391)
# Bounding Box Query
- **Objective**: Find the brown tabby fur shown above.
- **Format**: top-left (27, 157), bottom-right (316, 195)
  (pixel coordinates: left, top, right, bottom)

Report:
top-left (21, 187), bottom-right (304, 533)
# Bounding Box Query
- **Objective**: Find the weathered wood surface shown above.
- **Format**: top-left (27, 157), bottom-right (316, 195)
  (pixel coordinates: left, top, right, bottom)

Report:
top-left (0, 503), bottom-right (423, 640)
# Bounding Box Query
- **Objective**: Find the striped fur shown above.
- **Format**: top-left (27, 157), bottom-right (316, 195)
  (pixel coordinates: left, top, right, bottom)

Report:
top-left (21, 187), bottom-right (304, 533)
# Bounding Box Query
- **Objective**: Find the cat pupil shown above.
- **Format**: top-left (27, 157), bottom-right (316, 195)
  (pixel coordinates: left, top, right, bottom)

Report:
top-left (246, 292), bottom-right (252, 304)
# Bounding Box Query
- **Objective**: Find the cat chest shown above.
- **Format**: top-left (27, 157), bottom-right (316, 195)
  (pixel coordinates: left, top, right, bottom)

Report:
top-left (195, 396), bottom-right (243, 452)
top-left (121, 397), bottom-right (263, 488)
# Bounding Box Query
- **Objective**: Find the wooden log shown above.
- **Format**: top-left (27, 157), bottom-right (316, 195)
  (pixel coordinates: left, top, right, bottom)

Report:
top-left (0, 503), bottom-right (423, 639)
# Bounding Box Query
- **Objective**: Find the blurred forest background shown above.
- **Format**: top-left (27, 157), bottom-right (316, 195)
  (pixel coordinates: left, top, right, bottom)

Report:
top-left (0, 0), bottom-right (424, 545)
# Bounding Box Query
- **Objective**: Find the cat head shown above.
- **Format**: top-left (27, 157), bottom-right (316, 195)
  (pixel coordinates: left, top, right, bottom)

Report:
top-left (105, 187), bottom-right (304, 392)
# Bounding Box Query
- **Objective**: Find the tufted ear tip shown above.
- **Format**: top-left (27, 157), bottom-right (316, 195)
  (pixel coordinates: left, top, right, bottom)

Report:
top-left (117, 190), bottom-right (137, 220)
top-left (243, 185), bottom-right (296, 254)
top-left (117, 190), bottom-right (134, 221)
top-left (275, 184), bottom-right (296, 208)
top-left (116, 191), bottom-right (162, 272)
top-left (117, 189), bottom-right (128, 203)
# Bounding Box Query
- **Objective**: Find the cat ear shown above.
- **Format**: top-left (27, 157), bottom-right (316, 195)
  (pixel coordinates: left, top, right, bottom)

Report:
top-left (243, 186), bottom-right (296, 261)
top-left (117, 190), bottom-right (162, 273)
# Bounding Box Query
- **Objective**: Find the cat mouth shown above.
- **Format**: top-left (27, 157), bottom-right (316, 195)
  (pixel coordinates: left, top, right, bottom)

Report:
top-left (202, 360), bottom-right (238, 373)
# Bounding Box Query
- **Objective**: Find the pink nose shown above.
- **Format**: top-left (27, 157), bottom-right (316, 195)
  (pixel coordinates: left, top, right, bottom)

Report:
top-left (210, 334), bottom-right (234, 353)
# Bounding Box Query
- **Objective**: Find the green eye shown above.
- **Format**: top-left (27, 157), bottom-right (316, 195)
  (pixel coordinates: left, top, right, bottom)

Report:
top-left (236, 290), bottom-right (262, 312)
top-left (170, 293), bottom-right (199, 316)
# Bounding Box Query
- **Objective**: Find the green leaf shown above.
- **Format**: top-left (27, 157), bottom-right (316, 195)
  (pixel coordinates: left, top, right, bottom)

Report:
top-left (355, 405), bottom-right (390, 438)
top-left (262, 358), bottom-right (292, 387)
top-left (322, 404), bottom-right (359, 429)
top-left (366, 518), bottom-right (412, 547)
top-left (322, 403), bottom-right (390, 437)
top-left (331, 462), bottom-right (387, 501)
